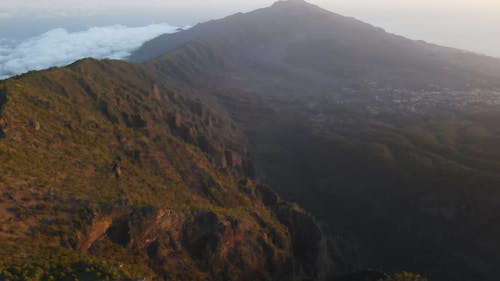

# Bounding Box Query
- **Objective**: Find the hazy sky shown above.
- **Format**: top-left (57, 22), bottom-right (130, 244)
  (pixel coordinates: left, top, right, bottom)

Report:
top-left (0, 0), bottom-right (499, 57)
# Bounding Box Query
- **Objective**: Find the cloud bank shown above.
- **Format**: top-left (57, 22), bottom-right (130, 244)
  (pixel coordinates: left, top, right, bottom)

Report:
top-left (0, 23), bottom-right (179, 79)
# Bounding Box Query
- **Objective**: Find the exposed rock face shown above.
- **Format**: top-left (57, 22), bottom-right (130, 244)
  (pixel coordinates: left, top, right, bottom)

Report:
top-left (112, 157), bottom-right (123, 179)
top-left (0, 119), bottom-right (5, 138)
top-left (72, 203), bottom-right (336, 281)
top-left (256, 185), bottom-right (338, 281)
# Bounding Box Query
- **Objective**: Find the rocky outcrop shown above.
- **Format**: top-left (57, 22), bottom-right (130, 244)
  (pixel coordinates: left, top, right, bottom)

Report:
top-left (75, 205), bottom-right (293, 281)
top-left (65, 188), bottom-right (347, 281)
top-left (0, 118), bottom-right (5, 139)
top-left (255, 184), bottom-right (346, 281)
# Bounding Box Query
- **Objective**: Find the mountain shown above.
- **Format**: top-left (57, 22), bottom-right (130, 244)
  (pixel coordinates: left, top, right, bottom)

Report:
top-left (131, 0), bottom-right (500, 90)
top-left (2, 1), bottom-right (500, 281)
top-left (130, 1), bottom-right (500, 281)
top-left (0, 58), bottom-right (354, 281)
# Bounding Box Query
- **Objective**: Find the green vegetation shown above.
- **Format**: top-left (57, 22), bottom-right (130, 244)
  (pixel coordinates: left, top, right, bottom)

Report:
top-left (0, 253), bottom-right (142, 281)
top-left (0, 59), bottom-right (304, 281)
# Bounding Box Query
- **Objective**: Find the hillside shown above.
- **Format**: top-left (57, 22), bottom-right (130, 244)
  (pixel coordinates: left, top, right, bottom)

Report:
top-left (130, 1), bottom-right (500, 281)
top-left (0, 58), bottom-right (348, 281)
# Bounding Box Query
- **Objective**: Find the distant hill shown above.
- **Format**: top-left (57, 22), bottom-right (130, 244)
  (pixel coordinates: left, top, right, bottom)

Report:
top-left (131, 0), bottom-right (500, 90)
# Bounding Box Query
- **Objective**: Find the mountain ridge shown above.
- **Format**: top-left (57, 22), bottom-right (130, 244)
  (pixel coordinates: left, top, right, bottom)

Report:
top-left (131, 0), bottom-right (500, 91)
top-left (0, 58), bottom-right (353, 281)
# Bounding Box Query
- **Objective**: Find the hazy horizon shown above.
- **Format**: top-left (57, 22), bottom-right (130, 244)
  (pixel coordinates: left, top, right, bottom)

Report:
top-left (1, 0), bottom-right (499, 58)
top-left (1, 0), bottom-right (499, 79)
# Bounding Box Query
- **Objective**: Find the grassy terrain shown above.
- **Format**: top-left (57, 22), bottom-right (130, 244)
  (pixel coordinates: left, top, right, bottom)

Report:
top-left (0, 59), bottom-right (323, 281)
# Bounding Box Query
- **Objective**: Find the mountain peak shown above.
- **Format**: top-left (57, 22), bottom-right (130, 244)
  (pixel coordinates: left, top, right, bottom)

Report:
top-left (274, 0), bottom-right (307, 4)
top-left (271, 0), bottom-right (317, 9)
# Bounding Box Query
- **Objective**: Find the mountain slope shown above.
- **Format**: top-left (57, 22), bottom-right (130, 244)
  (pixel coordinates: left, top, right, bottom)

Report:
top-left (132, 0), bottom-right (500, 90)
top-left (0, 59), bottom-right (343, 281)
top-left (130, 1), bottom-right (500, 281)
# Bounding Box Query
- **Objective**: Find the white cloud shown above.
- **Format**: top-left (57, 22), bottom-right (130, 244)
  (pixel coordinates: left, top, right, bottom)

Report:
top-left (0, 23), bottom-right (178, 79)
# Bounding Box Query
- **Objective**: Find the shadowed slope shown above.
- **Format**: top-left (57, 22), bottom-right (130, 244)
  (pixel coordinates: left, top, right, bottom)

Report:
top-left (129, 1), bottom-right (500, 281)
